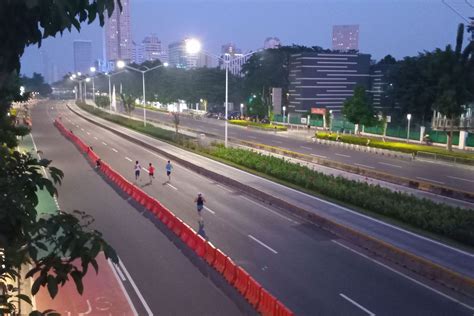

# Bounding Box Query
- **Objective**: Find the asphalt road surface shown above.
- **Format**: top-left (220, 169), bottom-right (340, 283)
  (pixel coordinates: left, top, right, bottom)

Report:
top-left (36, 101), bottom-right (474, 315)
top-left (130, 107), bottom-right (474, 193)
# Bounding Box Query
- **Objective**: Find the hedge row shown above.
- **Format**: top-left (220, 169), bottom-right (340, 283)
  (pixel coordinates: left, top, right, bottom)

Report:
top-left (316, 132), bottom-right (474, 160)
top-left (78, 102), bottom-right (474, 246)
top-left (229, 120), bottom-right (287, 131)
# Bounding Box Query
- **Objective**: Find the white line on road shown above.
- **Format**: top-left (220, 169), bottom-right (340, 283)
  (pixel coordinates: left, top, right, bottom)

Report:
top-left (118, 258), bottom-right (153, 315)
top-left (248, 235), bottom-right (278, 254)
top-left (339, 293), bottom-right (375, 316)
top-left (108, 260), bottom-right (138, 316)
top-left (204, 206), bottom-right (216, 214)
top-left (242, 196), bottom-right (298, 224)
top-left (335, 153), bottom-right (351, 158)
top-left (114, 263), bottom-right (127, 281)
top-left (354, 163), bottom-right (375, 169)
top-left (81, 128), bottom-right (85, 131)
top-left (30, 133), bottom-right (49, 179)
top-left (102, 141), bottom-right (108, 146)
top-left (300, 146), bottom-right (313, 150)
top-left (94, 136), bottom-right (98, 140)
top-left (167, 183), bottom-right (178, 190)
top-left (125, 157), bottom-right (133, 162)
top-left (416, 177), bottom-right (445, 185)
top-left (86, 132), bottom-right (90, 135)
top-left (447, 176), bottom-right (474, 184)
top-left (272, 140), bottom-right (283, 144)
top-left (333, 240), bottom-right (474, 311)
top-left (311, 153), bottom-right (328, 159)
top-left (112, 148), bottom-right (118, 153)
top-left (378, 162), bottom-right (402, 169)
top-left (142, 167), bottom-right (149, 172)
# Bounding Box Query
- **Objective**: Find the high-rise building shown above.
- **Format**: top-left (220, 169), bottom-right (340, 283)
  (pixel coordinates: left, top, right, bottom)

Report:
top-left (263, 37), bottom-right (281, 49)
top-left (288, 51), bottom-right (371, 114)
top-left (104, 0), bottom-right (132, 66)
top-left (332, 25), bottom-right (359, 51)
top-left (73, 40), bottom-right (92, 73)
top-left (168, 40), bottom-right (187, 68)
top-left (219, 43), bottom-right (250, 77)
top-left (141, 34), bottom-right (162, 62)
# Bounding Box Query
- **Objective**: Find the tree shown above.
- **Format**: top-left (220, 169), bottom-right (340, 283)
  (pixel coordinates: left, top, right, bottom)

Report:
top-left (21, 73), bottom-right (52, 96)
top-left (0, 1), bottom-right (121, 314)
top-left (120, 94), bottom-right (135, 116)
top-left (432, 23), bottom-right (474, 151)
top-left (342, 85), bottom-right (375, 132)
top-left (171, 112), bottom-right (180, 137)
top-left (95, 95), bottom-right (110, 109)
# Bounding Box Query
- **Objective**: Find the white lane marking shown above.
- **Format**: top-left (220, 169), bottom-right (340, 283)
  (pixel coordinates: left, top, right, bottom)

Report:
top-left (242, 196), bottom-right (298, 224)
top-left (79, 104), bottom-right (474, 258)
top-left (167, 183), bottom-right (178, 190)
top-left (300, 146), bottom-right (313, 150)
top-left (81, 128), bottom-right (85, 131)
top-left (378, 162), bottom-right (402, 169)
top-left (248, 136), bottom-right (257, 139)
top-left (335, 153), bottom-right (351, 158)
top-left (112, 148), bottom-right (118, 153)
top-left (272, 140), bottom-right (283, 144)
top-left (311, 153), bottom-right (328, 159)
top-left (86, 132), bottom-right (90, 135)
top-left (354, 163), bottom-right (375, 169)
top-left (118, 258), bottom-right (153, 315)
top-left (102, 142), bottom-right (108, 146)
top-left (113, 263), bottom-right (127, 281)
top-left (142, 167), bottom-right (149, 172)
top-left (125, 157), bottom-right (133, 162)
top-left (204, 206), bottom-right (216, 214)
top-left (248, 235), bottom-right (278, 254)
top-left (94, 136), bottom-right (98, 140)
top-left (107, 259), bottom-right (139, 316)
top-left (416, 177), bottom-right (445, 185)
top-left (333, 240), bottom-right (474, 311)
top-left (447, 176), bottom-right (474, 184)
top-left (30, 133), bottom-right (49, 179)
top-left (339, 293), bottom-right (375, 316)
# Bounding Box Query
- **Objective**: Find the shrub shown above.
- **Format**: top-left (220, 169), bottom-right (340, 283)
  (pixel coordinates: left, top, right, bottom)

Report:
top-left (229, 120), bottom-right (287, 131)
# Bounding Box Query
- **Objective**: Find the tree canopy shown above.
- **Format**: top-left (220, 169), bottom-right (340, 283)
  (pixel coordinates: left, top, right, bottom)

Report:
top-left (342, 85), bottom-right (375, 127)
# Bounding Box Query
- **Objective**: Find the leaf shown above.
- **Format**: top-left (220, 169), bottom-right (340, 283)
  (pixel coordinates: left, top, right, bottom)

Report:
top-left (70, 270), bottom-right (84, 294)
top-left (31, 274), bottom-right (46, 295)
top-left (18, 293), bottom-right (32, 305)
top-left (47, 275), bottom-right (58, 298)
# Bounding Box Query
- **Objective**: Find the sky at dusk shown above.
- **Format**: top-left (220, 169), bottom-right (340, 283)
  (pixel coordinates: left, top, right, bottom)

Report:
top-left (20, 0), bottom-right (473, 78)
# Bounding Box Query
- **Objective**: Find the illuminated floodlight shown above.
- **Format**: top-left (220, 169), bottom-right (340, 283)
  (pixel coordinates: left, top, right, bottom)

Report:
top-left (185, 38), bottom-right (202, 55)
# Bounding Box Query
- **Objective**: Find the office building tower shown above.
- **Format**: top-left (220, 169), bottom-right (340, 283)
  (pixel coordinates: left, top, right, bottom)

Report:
top-left (104, 0), bottom-right (132, 65)
top-left (141, 34), bottom-right (162, 62)
top-left (168, 40), bottom-right (187, 68)
top-left (332, 25), bottom-right (359, 51)
top-left (264, 37), bottom-right (282, 49)
top-left (219, 43), bottom-right (248, 77)
top-left (73, 40), bottom-right (92, 73)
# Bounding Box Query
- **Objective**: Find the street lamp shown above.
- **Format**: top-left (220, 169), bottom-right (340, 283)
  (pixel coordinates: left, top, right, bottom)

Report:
top-left (406, 113), bottom-right (412, 143)
top-left (240, 103), bottom-right (244, 117)
top-left (282, 106), bottom-right (286, 123)
top-left (84, 77), bottom-right (91, 101)
top-left (90, 67), bottom-right (96, 103)
top-left (117, 60), bottom-right (168, 126)
top-left (186, 38), bottom-right (259, 147)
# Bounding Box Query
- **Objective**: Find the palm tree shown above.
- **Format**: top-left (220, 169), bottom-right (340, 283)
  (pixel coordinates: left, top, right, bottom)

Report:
top-left (432, 23), bottom-right (474, 151)
top-left (120, 93), bottom-right (135, 117)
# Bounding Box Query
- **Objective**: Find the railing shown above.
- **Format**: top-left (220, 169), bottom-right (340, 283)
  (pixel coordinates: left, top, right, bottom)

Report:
top-left (416, 151), bottom-right (474, 166)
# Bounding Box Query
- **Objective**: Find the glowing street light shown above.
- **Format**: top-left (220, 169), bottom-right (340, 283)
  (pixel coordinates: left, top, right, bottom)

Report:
top-left (185, 38), bottom-right (202, 55)
top-left (406, 113), bottom-right (412, 143)
top-left (89, 67), bottom-right (97, 102)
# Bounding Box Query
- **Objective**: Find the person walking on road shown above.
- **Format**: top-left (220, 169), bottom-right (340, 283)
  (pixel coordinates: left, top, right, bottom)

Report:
top-left (134, 160), bottom-right (141, 181)
top-left (165, 160), bottom-right (173, 182)
top-left (148, 163), bottom-right (155, 183)
top-left (194, 193), bottom-right (206, 223)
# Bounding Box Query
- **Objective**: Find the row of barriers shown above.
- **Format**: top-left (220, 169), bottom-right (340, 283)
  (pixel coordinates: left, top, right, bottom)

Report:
top-left (54, 118), bottom-right (293, 316)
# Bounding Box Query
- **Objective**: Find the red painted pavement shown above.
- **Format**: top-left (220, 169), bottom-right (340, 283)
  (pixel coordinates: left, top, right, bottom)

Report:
top-left (35, 254), bottom-right (136, 315)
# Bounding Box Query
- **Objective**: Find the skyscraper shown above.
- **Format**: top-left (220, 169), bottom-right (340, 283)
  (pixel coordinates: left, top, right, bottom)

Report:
top-left (104, 0), bottom-right (132, 66)
top-left (168, 40), bottom-right (186, 68)
top-left (263, 37), bottom-right (281, 49)
top-left (141, 34), bottom-right (162, 62)
top-left (332, 25), bottom-right (359, 51)
top-left (219, 43), bottom-right (248, 77)
top-left (73, 40), bottom-right (92, 73)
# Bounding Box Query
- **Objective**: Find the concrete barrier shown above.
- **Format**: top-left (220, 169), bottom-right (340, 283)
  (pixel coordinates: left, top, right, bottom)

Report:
top-left (67, 104), bottom-right (474, 298)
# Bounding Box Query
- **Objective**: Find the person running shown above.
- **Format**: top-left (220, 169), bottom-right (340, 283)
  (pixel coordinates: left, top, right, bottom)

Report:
top-left (134, 160), bottom-right (141, 181)
top-left (148, 162), bottom-right (155, 183)
top-left (194, 193), bottom-right (206, 222)
top-left (165, 160), bottom-right (173, 182)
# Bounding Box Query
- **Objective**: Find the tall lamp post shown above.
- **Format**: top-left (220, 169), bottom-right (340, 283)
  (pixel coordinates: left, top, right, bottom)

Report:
top-left (117, 60), bottom-right (168, 126)
top-left (282, 106), bottom-right (286, 123)
top-left (406, 113), bottom-right (412, 143)
top-left (103, 70), bottom-right (126, 112)
top-left (84, 77), bottom-right (91, 101)
top-left (240, 103), bottom-right (244, 118)
top-left (89, 67), bottom-right (96, 103)
top-left (185, 38), bottom-right (259, 147)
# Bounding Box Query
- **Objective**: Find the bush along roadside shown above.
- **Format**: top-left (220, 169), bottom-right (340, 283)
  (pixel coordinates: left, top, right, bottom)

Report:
top-left (77, 102), bottom-right (474, 246)
top-left (316, 131), bottom-right (474, 160)
top-left (229, 119), bottom-right (288, 131)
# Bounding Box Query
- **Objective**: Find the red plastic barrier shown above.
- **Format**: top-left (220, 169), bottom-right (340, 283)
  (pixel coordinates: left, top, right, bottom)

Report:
top-left (166, 214), bottom-right (178, 230)
top-left (161, 208), bottom-right (172, 225)
top-left (233, 267), bottom-right (250, 295)
top-left (223, 257), bottom-right (237, 285)
top-left (213, 249), bottom-right (227, 274)
top-left (275, 301), bottom-right (294, 316)
top-left (193, 234), bottom-right (206, 257)
top-left (245, 277), bottom-right (262, 308)
top-left (179, 223), bottom-right (194, 244)
top-left (257, 289), bottom-right (277, 316)
top-left (145, 198), bottom-right (155, 211)
top-left (172, 218), bottom-right (185, 237)
top-left (204, 242), bottom-right (217, 265)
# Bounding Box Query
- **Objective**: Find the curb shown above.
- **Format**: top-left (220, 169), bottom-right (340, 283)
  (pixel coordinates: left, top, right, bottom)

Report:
top-left (67, 104), bottom-right (474, 299)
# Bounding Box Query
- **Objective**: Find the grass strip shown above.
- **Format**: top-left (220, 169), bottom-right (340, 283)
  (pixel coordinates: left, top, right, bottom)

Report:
top-left (229, 119), bottom-right (287, 131)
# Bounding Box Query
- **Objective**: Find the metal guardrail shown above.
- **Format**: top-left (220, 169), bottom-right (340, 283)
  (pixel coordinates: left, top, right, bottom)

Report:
top-left (417, 151), bottom-right (474, 166)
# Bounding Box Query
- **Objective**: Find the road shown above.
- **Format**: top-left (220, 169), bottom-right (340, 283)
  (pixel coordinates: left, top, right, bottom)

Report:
top-left (131, 107), bottom-right (474, 193)
top-left (40, 100), bottom-right (474, 315)
top-left (31, 103), bottom-right (243, 315)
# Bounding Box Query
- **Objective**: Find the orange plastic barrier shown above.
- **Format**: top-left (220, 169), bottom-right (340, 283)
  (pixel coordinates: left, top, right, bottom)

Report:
top-left (179, 223), bottom-right (193, 244)
top-left (204, 242), bottom-right (217, 265)
top-left (234, 267), bottom-right (250, 295)
top-left (193, 234), bottom-right (206, 257)
top-left (213, 249), bottom-right (227, 274)
top-left (257, 289), bottom-right (277, 316)
top-left (245, 276), bottom-right (262, 308)
top-left (275, 301), bottom-right (294, 316)
top-left (172, 218), bottom-right (185, 237)
top-left (223, 257), bottom-right (237, 284)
